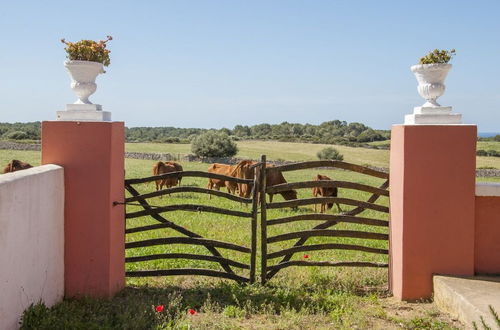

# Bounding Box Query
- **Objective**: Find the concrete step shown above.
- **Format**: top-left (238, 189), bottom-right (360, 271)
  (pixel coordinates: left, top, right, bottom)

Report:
top-left (434, 275), bottom-right (500, 329)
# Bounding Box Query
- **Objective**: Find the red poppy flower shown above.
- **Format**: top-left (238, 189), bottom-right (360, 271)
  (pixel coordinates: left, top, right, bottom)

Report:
top-left (303, 254), bottom-right (309, 259)
top-left (188, 308), bottom-right (197, 315)
top-left (155, 305), bottom-right (164, 312)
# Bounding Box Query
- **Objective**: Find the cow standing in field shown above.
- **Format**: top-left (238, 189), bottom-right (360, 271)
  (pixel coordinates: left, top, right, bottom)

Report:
top-left (152, 161), bottom-right (183, 192)
top-left (266, 165), bottom-right (298, 202)
top-left (312, 174), bottom-right (342, 213)
top-left (3, 159), bottom-right (33, 173)
top-left (165, 161), bottom-right (183, 186)
top-left (231, 160), bottom-right (297, 202)
top-left (207, 163), bottom-right (238, 197)
top-left (230, 160), bottom-right (255, 198)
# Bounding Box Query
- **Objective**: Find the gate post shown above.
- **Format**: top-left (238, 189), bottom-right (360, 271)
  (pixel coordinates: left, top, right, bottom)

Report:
top-left (41, 121), bottom-right (125, 298)
top-left (389, 124), bottom-right (476, 300)
top-left (259, 155), bottom-right (268, 284)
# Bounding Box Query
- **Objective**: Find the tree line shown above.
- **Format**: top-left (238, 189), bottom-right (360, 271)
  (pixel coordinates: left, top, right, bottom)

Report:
top-left (0, 122), bottom-right (41, 140)
top-left (0, 120), bottom-right (390, 147)
top-left (126, 120), bottom-right (390, 146)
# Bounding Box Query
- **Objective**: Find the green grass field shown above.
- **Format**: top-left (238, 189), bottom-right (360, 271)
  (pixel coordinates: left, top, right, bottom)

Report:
top-left (116, 160), bottom-right (395, 328)
top-left (2, 146), bottom-right (464, 328)
top-left (126, 140), bottom-right (390, 167)
top-left (124, 159), bottom-right (389, 287)
top-left (126, 139), bottom-right (500, 169)
top-left (2, 138), bottom-right (500, 169)
top-left (477, 140), bottom-right (500, 153)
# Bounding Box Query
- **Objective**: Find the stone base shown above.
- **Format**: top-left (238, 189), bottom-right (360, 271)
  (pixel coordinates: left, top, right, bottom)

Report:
top-left (434, 276), bottom-right (500, 328)
top-left (66, 104), bottom-right (102, 111)
top-left (413, 106), bottom-right (452, 115)
top-left (405, 113), bottom-right (462, 125)
top-left (57, 104), bottom-right (111, 121)
top-left (404, 106), bottom-right (462, 125)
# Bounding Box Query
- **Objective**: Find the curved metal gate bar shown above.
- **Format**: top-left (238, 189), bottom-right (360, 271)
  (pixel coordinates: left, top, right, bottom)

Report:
top-left (124, 171), bottom-right (259, 283)
top-left (260, 157), bottom-right (390, 283)
top-left (123, 157), bottom-right (389, 285)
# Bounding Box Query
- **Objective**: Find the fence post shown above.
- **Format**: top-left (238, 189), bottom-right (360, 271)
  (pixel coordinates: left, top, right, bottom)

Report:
top-left (389, 124), bottom-right (476, 300)
top-left (260, 155), bottom-right (267, 284)
top-left (41, 121), bottom-right (125, 298)
top-left (249, 160), bottom-right (260, 283)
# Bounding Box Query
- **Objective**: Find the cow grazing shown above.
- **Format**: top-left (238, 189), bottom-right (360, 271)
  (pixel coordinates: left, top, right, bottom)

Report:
top-left (165, 161), bottom-right (183, 186)
top-left (3, 159), bottom-right (33, 173)
top-left (207, 163), bottom-right (238, 197)
top-left (312, 174), bottom-right (342, 213)
top-left (230, 160), bottom-right (256, 198)
top-left (152, 161), bottom-right (182, 192)
top-left (231, 160), bottom-right (297, 202)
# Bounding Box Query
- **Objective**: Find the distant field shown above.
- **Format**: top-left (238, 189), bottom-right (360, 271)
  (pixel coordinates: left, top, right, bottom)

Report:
top-left (368, 140), bottom-right (500, 153)
top-left (478, 140), bottom-right (500, 152)
top-left (126, 140), bottom-right (500, 169)
top-left (127, 140), bottom-right (390, 167)
top-left (2, 138), bottom-right (500, 170)
top-left (0, 150), bottom-right (41, 169)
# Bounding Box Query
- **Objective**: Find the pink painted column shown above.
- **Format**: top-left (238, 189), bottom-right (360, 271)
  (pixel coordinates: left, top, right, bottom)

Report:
top-left (474, 188), bottom-right (500, 274)
top-left (41, 121), bottom-right (125, 298)
top-left (389, 125), bottom-right (477, 300)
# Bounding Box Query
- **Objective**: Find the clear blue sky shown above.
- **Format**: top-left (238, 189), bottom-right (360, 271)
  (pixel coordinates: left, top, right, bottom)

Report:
top-left (1, 1), bottom-right (499, 131)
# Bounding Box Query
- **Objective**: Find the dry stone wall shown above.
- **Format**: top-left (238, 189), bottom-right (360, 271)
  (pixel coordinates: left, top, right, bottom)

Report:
top-left (0, 141), bottom-right (41, 151)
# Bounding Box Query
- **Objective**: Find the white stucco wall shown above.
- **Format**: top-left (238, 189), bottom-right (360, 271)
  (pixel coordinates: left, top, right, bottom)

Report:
top-left (0, 165), bottom-right (64, 330)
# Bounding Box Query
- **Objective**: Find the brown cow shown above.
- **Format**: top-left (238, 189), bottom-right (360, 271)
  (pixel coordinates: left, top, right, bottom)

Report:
top-left (266, 164), bottom-right (298, 202)
top-left (312, 174), bottom-right (342, 213)
top-left (3, 159), bottom-right (33, 173)
top-left (230, 160), bottom-right (255, 198)
top-left (152, 161), bottom-right (182, 192)
top-left (231, 160), bottom-right (297, 202)
top-left (207, 163), bottom-right (238, 197)
top-left (164, 161), bottom-right (183, 186)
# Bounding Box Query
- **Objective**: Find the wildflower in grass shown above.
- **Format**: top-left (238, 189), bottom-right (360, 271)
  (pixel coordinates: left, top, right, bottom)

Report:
top-left (155, 305), bottom-right (164, 312)
top-left (188, 308), bottom-right (197, 315)
top-left (303, 254), bottom-right (309, 259)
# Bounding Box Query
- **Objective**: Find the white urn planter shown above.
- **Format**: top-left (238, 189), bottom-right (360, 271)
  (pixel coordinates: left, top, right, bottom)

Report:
top-left (57, 60), bottom-right (111, 121)
top-left (412, 63), bottom-right (451, 108)
top-left (405, 63), bottom-right (461, 125)
top-left (66, 60), bottom-right (103, 105)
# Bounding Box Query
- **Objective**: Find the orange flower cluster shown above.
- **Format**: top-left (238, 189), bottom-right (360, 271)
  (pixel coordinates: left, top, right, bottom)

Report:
top-left (61, 36), bottom-right (112, 67)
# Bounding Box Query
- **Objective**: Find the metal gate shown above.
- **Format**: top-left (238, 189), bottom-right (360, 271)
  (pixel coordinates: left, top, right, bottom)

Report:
top-left (122, 157), bottom-right (389, 284)
top-left (258, 156), bottom-right (390, 284)
top-left (123, 170), bottom-right (259, 283)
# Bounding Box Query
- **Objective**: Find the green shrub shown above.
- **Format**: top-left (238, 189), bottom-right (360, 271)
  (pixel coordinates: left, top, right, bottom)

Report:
top-left (163, 137), bottom-right (180, 143)
top-left (356, 129), bottom-right (383, 142)
top-left (191, 131), bottom-right (238, 157)
top-left (4, 130), bottom-right (29, 140)
top-left (487, 149), bottom-right (500, 157)
top-left (477, 150), bottom-right (488, 156)
top-left (419, 49), bottom-right (456, 64)
top-left (222, 305), bottom-right (245, 318)
top-left (317, 147), bottom-right (344, 161)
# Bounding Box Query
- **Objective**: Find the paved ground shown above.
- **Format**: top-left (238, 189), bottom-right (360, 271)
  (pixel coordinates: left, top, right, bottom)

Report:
top-left (434, 275), bottom-right (500, 329)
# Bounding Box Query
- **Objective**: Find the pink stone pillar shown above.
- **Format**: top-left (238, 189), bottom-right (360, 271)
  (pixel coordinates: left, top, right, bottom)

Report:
top-left (41, 121), bottom-right (125, 298)
top-left (389, 125), bottom-right (476, 300)
top-left (474, 189), bottom-right (500, 274)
